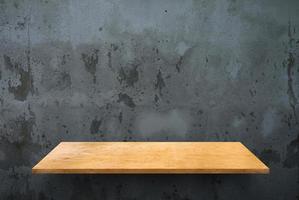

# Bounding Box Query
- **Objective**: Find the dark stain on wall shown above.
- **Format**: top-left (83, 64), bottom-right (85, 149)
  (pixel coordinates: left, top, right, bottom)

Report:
top-left (107, 51), bottom-right (112, 69)
top-left (118, 62), bottom-right (139, 87)
top-left (118, 111), bottom-right (123, 123)
top-left (283, 134), bottom-right (299, 168)
top-left (284, 21), bottom-right (299, 124)
top-left (81, 49), bottom-right (99, 83)
top-left (57, 71), bottom-right (72, 89)
top-left (175, 56), bottom-right (183, 73)
top-left (3, 55), bottom-right (34, 101)
top-left (0, 106), bottom-right (40, 170)
top-left (90, 117), bottom-right (102, 135)
top-left (155, 69), bottom-right (166, 96)
top-left (117, 93), bottom-right (136, 108)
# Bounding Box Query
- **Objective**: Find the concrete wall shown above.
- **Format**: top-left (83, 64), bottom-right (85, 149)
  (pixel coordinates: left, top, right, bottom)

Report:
top-left (0, 0), bottom-right (298, 199)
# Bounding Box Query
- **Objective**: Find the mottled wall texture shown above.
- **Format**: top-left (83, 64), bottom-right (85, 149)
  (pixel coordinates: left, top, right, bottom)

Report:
top-left (0, 0), bottom-right (299, 199)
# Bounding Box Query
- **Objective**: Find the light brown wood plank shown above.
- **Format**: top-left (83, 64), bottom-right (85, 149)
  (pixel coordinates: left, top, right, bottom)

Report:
top-left (32, 142), bottom-right (269, 174)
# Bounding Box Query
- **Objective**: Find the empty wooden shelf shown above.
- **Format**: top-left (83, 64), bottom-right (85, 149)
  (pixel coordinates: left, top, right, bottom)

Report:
top-left (32, 142), bottom-right (269, 174)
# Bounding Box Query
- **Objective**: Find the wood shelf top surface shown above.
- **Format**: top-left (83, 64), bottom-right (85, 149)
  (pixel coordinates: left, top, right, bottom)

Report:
top-left (32, 142), bottom-right (269, 174)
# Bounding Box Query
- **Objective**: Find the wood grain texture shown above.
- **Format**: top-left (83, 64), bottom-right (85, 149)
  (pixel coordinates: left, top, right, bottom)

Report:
top-left (32, 142), bottom-right (269, 174)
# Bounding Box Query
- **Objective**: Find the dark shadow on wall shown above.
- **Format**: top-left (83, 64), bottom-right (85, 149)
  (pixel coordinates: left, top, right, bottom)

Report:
top-left (33, 174), bottom-right (255, 200)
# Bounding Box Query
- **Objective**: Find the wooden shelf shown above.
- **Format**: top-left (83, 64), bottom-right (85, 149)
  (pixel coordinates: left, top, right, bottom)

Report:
top-left (32, 142), bottom-right (269, 174)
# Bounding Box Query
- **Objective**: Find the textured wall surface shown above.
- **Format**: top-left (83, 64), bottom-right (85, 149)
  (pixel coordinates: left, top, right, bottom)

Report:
top-left (0, 0), bottom-right (299, 199)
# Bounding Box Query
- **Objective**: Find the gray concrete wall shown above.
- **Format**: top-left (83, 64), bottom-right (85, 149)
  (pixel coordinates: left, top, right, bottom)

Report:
top-left (0, 0), bottom-right (299, 199)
